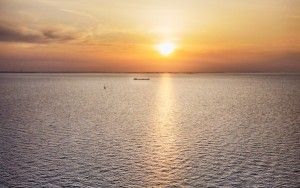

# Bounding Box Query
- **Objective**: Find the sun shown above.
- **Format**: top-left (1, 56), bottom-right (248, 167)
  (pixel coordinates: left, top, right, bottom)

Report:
top-left (156, 42), bottom-right (176, 56)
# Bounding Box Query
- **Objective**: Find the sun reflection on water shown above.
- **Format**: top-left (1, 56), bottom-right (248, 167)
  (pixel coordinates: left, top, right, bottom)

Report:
top-left (144, 74), bottom-right (182, 185)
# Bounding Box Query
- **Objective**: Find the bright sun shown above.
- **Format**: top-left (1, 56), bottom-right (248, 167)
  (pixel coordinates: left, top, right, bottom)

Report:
top-left (156, 42), bottom-right (176, 56)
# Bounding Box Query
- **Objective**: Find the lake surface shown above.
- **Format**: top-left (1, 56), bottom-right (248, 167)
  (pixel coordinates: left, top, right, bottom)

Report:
top-left (0, 73), bottom-right (299, 187)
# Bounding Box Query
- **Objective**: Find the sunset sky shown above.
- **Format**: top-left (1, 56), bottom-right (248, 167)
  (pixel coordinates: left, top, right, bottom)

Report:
top-left (0, 0), bottom-right (299, 72)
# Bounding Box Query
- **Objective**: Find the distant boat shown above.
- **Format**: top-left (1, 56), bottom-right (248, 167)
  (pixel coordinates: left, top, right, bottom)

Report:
top-left (133, 78), bottom-right (150, 80)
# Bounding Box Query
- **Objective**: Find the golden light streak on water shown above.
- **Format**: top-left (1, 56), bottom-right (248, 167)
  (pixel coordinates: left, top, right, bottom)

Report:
top-left (143, 74), bottom-right (183, 185)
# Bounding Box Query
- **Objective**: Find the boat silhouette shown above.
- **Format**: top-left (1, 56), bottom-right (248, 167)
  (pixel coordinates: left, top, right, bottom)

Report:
top-left (133, 78), bottom-right (150, 80)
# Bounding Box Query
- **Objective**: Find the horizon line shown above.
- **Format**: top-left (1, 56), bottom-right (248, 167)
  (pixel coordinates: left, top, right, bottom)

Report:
top-left (0, 71), bottom-right (299, 74)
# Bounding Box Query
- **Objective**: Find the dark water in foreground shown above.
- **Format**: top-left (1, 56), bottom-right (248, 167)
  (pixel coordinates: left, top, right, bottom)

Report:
top-left (0, 73), bottom-right (299, 187)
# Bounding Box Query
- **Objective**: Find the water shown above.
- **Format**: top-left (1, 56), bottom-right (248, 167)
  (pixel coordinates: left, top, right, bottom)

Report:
top-left (0, 73), bottom-right (299, 187)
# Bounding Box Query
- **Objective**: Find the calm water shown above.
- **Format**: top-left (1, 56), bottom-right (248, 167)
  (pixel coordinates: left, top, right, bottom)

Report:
top-left (0, 73), bottom-right (299, 187)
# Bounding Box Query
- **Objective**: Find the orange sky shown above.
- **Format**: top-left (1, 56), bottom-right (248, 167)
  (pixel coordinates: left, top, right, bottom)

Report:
top-left (0, 0), bottom-right (299, 72)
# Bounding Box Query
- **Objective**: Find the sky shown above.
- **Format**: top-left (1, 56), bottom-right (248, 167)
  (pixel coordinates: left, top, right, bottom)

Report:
top-left (0, 0), bottom-right (299, 72)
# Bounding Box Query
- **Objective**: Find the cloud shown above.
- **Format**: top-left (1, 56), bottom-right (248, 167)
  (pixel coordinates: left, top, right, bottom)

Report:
top-left (60, 9), bottom-right (97, 22)
top-left (0, 24), bottom-right (42, 43)
top-left (42, 29), bottom-right (77, 41)
top-left (93, 32), bottom-right (153, 45)
top-left (0, 23), bottom-right (77, 43)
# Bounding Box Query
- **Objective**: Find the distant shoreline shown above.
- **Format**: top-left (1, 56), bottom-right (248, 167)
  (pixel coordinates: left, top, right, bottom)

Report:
top-left (0, 71), bottom-right (299, 74)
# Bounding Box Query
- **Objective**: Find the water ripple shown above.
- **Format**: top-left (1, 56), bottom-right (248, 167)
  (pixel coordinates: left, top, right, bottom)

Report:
top-left (0, 73), bottom-right (299, 187)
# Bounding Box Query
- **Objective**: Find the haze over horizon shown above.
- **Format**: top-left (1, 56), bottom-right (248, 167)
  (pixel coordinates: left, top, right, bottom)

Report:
top-left (0, 0), bottom-right (299, 72)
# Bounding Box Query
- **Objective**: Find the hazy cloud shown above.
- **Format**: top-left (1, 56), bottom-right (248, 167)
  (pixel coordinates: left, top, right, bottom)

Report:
top-left (60, 9), bottom-right (97, 22)
top-left (42, 29), bottom-right (77, 41)
top-left (94, 32), bottom-right (153, 45)
top-left (0, 23), bottom-right (77, 43)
